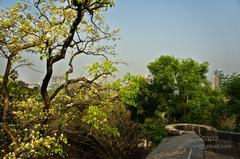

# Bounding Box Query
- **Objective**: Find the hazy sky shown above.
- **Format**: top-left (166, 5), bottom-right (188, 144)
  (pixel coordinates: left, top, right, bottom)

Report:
top-left (1, 0), bottom-right (240, 84)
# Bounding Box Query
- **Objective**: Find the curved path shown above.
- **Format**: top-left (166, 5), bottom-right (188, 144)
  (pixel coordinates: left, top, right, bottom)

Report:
top-left (146, 123), bottom-right (240, 159)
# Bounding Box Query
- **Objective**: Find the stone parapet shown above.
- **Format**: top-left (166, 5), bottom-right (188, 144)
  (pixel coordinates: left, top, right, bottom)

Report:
top-left (165, 123), bottom-right (217, 137)
top-left (147, 123), bottom-right (240, 159)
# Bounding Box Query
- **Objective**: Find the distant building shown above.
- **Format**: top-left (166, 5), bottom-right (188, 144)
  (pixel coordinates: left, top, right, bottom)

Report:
top-left (28, 84), bottom-right (40, 89)
top-left (212, 70), bottom-right (224, 89)
top-left (51, 76), bottom-right (64, 88)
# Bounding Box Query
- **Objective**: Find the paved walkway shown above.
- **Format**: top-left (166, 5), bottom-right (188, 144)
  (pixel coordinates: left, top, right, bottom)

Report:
top-left (146, 133), bottom-right (204, 159)
top-left (146, 133), bottom-right (238, 159)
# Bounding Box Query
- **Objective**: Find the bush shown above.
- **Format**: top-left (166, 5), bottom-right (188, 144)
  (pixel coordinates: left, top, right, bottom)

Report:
top-left (65, 105), bottom-right (146, 159)
top-left (142, 113), bottom-right (167, 145)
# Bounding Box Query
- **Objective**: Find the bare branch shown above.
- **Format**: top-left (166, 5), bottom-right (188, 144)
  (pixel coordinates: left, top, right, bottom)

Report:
top-left (89, 13), bottom-right (108, 35)
top-left (50, 77), bottom-right (88, 100)
top-left (51, 3), bottom-right (85, 64)
top-left (50, 71), bottom-right (111, 101)
top-left (34, 0), bottom-right (52, 25)
top-left (86, 2), bottom-right (110, 11)
top-left (0, 46), bottom-right (9, 58)
top-left (11, 63), bottom-right (43, 73)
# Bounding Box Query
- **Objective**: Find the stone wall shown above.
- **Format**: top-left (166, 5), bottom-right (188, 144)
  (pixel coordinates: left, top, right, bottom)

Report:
top-left (214, 130), bottom-right (240, 157)
top-left (165, 123), bottom-right (217, 145)
top-left (147, 123), bottom-right (240, 159)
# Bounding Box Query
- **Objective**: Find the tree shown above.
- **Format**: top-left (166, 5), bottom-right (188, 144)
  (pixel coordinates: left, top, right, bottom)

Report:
top-left (0, 2), bottom-right (42, 153)
top-left (1, 0), bottom-right (119, 158)
top-left (119, 56), bottom-right (226, 145)
top-left (221, 73), bottom-right (240, 131)
top-left (65, 103), bottom-right (145, 159)
top-left (147, 55), bottom-right (210, 123)
top-left (118, 74), bottom-right (156, 121)
top-left (118, 74), bottom-right (166, 145)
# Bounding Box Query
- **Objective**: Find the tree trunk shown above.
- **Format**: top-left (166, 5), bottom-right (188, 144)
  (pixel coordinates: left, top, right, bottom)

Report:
top-left (1, 54), bottom-right (18, 152)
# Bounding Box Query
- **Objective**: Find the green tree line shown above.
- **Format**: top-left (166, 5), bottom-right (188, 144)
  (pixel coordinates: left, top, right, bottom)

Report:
top-left (122, 55), bottom-right (240, 145)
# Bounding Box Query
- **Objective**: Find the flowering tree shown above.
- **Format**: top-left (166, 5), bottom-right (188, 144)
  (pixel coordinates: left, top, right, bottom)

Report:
top-left (0, 0), bottom-right (119, 158)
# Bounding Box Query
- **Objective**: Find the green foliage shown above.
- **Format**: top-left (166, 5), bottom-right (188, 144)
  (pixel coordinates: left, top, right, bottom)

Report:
top-left (141, 112), bottom-right (166, 145)
top-left (69, 105), bottom-right (145, 159)
top-left (0, 78), bottom-right (38, 101)
top-left (12, 98), bottom-right (44, 126)
top-left (82, 105), bottom-right (120, 137)
top-left (4, 0), bottom-right (237, 157)
top-left (119, 56), bottom-right (226, 145)
top-left (1, 0), bottom-right (119, 157)
top-left (221, 73), bottom-right (240, 131)
top-left (117, 73), bottom-right (164, 144)
top-left (120, 56), bottom-right (213, 124)
top-left (119, 73), bottom-right (148, 108)
top-left (4, 132), bottom-right (67, 159)
top-left (0, 91), bottom-right (68, 158)
top-left (147, 55), bottom-right (211, 123)
top-left (86, 60), bottom-right (117, 78)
